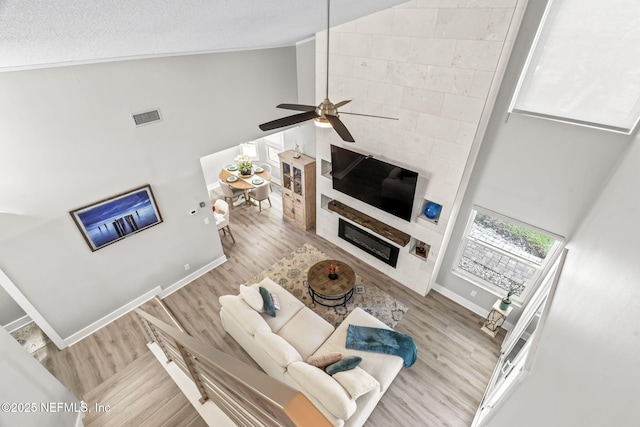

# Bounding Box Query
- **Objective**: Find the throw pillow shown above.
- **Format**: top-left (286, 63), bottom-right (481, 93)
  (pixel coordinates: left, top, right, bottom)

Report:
top-left (307, 352), bottom-right (343, 369)
top-left (259, 286), bottom-right (276, 317)
top-left (333, 367), bottom-right (380, 399)
top-left (325, 356), bottom-right (362, 375)
top-left (270, 292), bottom-right (281, 310)
top-left (239, 284), bottom-right (264, 312)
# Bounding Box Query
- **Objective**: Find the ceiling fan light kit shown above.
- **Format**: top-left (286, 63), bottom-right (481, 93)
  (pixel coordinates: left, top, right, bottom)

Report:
top-left (258, 0), bottom-right (397, 143)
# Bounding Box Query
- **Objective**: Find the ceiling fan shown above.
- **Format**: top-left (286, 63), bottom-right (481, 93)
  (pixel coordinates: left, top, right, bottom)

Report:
top-left (258, 0), bottom-right (397, 143)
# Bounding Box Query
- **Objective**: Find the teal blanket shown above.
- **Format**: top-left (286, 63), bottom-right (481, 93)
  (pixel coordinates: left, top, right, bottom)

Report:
top-left (345, 325), bottom-right (417, 368)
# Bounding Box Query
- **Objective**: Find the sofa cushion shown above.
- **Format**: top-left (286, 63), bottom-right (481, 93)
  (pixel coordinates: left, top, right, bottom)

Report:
top-left (254, 330), bottom-right (302, 367)
top-left (259, 286), bottom-right (276, 317)
top-left (332, 367), bottom-right (380, 399)
top-left (286, 361), bottom-right (356, 421)
top-left (218, 295), bottom-right (270, 336)
top-left (325, 356), bottom-right (362, 375)
top-left (308, 352), bottom-right (343, 369)
top-left (315, 307), bottom-right (404, 392)
top-left (257, 278), bottom-right (305, 333)
top-left (277, 308), bottom-right (334, 360)
top-left (239, 284), bottom-right (264, 312)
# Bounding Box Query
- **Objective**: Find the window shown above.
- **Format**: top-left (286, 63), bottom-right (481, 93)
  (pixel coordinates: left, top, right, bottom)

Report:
top-left (266, 145), bottom-right (281, 164)
top-left (240, 142), bottom-right (258, 160)
top-left (263, 133), bottom-right (284, 166)
top-left (454, 207), bottom-right (563, 303)
top-left (510, 0), bottom-right (640, 134)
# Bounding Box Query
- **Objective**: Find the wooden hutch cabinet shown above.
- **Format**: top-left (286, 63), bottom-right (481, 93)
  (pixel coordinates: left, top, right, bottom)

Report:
top-left (278, 150), bottom-right (316, 230)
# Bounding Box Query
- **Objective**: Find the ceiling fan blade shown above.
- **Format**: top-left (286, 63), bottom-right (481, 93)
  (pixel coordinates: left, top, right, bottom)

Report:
top-left (259, 111), bottom-right (319, 131)
top-left (325, 114), bottom-right (355, 142)
top-left (334, 100), bottom-right (351, 108)
top-left (340, 111), bottom-right (399, 120)
top-left (277, 103), bottom-right (317, 112)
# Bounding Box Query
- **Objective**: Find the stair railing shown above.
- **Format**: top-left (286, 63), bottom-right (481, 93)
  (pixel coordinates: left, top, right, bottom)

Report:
top-left (135, 308), bottom-right (331, 427)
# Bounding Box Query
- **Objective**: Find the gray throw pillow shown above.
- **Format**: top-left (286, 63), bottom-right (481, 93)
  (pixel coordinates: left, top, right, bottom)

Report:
top-left (325, 356), bottom-right (362, 375)
top-left (259, 286), bottom-right (276, 317)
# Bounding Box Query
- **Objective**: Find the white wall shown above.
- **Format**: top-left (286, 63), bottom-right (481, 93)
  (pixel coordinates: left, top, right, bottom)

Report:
top-left (435, 0), bottom-right (632, 323)
top-left (315, 1), bottom-right (523, 295)
top-left (0, 327), bottom-right (80, 427)
top-left (0, 286), bottom-right (26, 329)
top-left (295, 38), bottom-right (318, 156)
top-left (0, 47), bottom-right (298, 342)
top-left (485, 118), bottom-right (640, 427)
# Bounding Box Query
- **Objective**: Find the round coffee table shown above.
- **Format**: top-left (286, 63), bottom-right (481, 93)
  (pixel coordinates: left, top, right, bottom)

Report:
top-left (307, 260), bottom-right (356, 307)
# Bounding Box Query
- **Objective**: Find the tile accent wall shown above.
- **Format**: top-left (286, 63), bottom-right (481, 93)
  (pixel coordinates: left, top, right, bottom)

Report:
top-left (316, 0), bottom-right (524, 295)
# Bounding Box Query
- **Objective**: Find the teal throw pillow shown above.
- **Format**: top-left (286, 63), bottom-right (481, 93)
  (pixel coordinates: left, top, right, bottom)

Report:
top-left (259, 286), bottom-right (276, 317)
top-left (325, 356), bottom-right (362, 375)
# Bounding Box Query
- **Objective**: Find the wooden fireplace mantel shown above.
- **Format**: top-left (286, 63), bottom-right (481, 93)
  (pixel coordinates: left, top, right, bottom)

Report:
top-left (327, 200), bottom-right (410, 247)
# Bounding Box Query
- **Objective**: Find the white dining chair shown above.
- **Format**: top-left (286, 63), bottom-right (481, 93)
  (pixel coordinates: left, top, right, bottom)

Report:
top-left (214, 199), bottom-right (235, 243)
top-left (259, 163), bottom-right (271, 173)
top-left (219, 180), bottom-right (244, 208)
top-left (248, 183), bottom-right (272, 212)
top-left (259, 163), bottom-right (273, 190)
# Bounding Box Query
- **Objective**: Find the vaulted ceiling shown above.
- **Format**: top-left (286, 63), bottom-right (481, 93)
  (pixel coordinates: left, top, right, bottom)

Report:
top-left (0, 0), bottom-right (406, 71)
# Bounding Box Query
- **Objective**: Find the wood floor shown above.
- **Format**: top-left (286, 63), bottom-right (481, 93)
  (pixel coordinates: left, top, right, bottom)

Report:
top-left (33, 184), bottom-right (504, 426)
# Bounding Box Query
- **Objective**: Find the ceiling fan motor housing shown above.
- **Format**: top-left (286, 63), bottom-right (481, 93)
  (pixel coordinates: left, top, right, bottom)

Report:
top-left (316, 98), bottom-right (339, 126)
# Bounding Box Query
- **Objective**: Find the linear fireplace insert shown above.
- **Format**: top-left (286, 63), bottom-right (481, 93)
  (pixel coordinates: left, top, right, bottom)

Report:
top-left (338, 219), bottom-right (399, 268)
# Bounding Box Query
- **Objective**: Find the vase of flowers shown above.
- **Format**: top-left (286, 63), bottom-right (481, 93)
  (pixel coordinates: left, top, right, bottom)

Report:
top-left (235, 154), bottom-right (253, 176)
top-left (326, 264), bottom-right (339, 280)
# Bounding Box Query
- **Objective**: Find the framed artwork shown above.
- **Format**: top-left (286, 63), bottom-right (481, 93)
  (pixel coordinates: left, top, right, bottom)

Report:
top-left (70, 184), bottom-right (163, 251)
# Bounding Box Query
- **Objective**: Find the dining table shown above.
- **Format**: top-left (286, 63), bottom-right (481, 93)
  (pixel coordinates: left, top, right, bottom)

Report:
top-left (219, 166), bottom-right (271, 205)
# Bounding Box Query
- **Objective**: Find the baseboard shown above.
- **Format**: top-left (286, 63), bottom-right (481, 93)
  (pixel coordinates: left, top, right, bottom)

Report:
top-left (62, 286), bottom-right (163, 348)
top-left (159, 255), bottom-right (227, 299)
top-left (432, 283), bottom-right (514, 331)
top-left (58, 257), bottom-right (227, 348)
top-left (3, 314), bottom-right (32, 333)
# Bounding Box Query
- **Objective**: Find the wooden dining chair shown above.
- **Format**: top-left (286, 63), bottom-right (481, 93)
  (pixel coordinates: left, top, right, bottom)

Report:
top-left (248, 184), bottom-right (272, 212)
top-left (214, 199), bottom-right (235, 243)
top-left (219, 180), bottom-right (244, 208)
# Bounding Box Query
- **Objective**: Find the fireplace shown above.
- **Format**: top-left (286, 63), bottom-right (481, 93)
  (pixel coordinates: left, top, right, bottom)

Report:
top-left (338, 219), bottom-right (399, 268)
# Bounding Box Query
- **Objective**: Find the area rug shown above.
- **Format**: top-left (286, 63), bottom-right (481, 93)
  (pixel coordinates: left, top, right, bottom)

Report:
top-left (244, 243), bottom-right (408, 328)
top-left (10, 322), bottom-right (51, 353)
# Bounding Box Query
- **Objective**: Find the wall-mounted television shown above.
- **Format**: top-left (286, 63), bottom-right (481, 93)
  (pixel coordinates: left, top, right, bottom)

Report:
top-left (330, 145), bottom-right (418, 221)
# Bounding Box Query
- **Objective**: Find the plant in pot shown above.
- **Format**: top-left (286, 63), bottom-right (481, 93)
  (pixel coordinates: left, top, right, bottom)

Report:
top-left (499, 284), bottom-right (522, 310)
top-left (235, 154), bottom-right (253, 176)
top-left (325, 264), bottom-right (339, 280)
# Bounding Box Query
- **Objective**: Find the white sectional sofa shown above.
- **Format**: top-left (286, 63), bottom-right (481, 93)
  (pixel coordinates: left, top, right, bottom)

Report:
top-left (219, 277), bottom-right (404, 427)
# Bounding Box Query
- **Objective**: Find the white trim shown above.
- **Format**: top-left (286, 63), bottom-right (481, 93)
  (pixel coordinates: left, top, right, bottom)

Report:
top-left (65, 255), bottom-right (227, 346)
top-left (62, 286), bottom-right (162, 348)
top-left (0, 44), bottom-right (298, 73)
top-left (0, 267), bottom-right (67, 349)
top-left (0, 256), bottom-right (227, 349)
top-left (148, 342), bottom-right (235, 426)
top-left (160, 256), bottom-right (227, 298)
top-left (432, 283), bottom-right (514, 332)
top-left (3, 314), bottom-right (32, 333)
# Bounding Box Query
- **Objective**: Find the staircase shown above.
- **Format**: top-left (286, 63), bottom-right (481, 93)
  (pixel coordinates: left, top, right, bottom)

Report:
top-left (82, 351), bottom-right (206, 427)
top-left (81, 297), bottom-right (207, 426)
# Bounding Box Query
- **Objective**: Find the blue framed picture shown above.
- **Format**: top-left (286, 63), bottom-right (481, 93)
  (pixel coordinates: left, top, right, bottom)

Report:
top-left (70, 184), bottom-right (163, 251)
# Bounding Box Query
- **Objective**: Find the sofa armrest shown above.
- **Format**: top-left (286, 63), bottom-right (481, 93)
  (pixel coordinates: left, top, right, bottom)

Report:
top-left (286, 361), bottom-right (356, 421)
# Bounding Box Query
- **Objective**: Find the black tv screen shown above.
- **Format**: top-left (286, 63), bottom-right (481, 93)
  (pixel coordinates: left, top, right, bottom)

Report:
top-left (331, 145), bottom-right (418, 221)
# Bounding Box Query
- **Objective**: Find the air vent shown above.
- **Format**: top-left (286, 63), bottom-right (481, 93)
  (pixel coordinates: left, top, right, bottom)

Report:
top-left (132, 109), bottom-right (161, 126)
